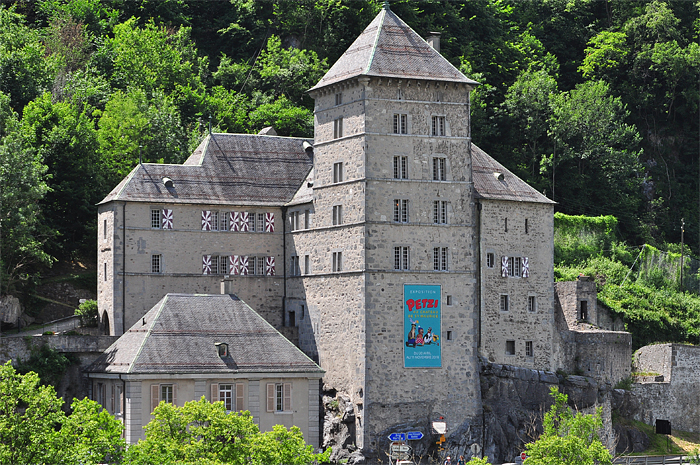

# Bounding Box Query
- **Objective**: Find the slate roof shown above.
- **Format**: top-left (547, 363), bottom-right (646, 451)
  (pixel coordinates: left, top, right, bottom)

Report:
top-left (309, 4), bottom-right (478, 91)
top-left (86, 294), bottom-right (323, 375)
top-left (286, 168), bottom-right (314, 206)
top-left (98, 133), bottom-right (314, 207)
top-left (472, 144), bottom-right (555, 204)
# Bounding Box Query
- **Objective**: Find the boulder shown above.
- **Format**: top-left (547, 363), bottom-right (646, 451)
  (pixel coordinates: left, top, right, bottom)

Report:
top-left (0, 295), bottom-right (22, 325)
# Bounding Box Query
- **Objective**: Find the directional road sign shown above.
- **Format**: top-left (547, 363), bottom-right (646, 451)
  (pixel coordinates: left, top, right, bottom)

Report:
top-left (406, 431), bottom-right (424, 440)
top-left (388, 433), bottom-right (406, 441)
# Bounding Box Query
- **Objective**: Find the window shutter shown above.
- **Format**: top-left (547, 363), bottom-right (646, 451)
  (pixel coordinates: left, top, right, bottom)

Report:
top-left (162, 209), bottom-right (173, 229)
top-left (236, 384), bottom-right (245, 411)
top-left (202, 211), bottom-right (212, 231)
top-left (110, 384), bottom-right (115, 413)
top-left (283, 383), bottom-right (292, 412)
top-left (211, 383), bottom-right (219, 402)
top-left (202, 255), bottom-right (212, 275)
top-left (229, 255), bottom-right (238, 275)
top-left (173, 384), bottom-right (177, 406)
top-left (501, 256), bottom-right (508, 278)
top-left (151, 384), bottom-right (159, 412)
top-left (239, 256), bottom-right (249, 275)
top-left (266, 256), bottom-right (275, 276)
top-left (265, 212), bottom-right (275, 232)
top-left (522, 257), bottom-right (529, 278)
top-left (266, 383), bottom-right (275, 412)
top-left (240, 212), bottom-right (249, 232)
top-left (230, 212), bottom-right (239, 232)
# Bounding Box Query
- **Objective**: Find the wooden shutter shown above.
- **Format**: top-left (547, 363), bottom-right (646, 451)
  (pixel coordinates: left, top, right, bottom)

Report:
top-left (266, 383), bottom-right (275, 412)
top-left (283, 383), bottom-right (292, 412)
top-left (172, 384), bottom-right (177, 406)
top-left (240, 256), bottom-right (249, 275)
top-left (266, 256), bottom-right (275, 276)
top-left (265, 212), bottom-right (275, 232)
top-left (522, 257), bottom-right (530, 278)
top-left (202, 210), bottom-right (212, 230)
top-left (151, 384), bottom-right (159, 412)
top-left (202, 255), bottom-right (212, 275)
top-left (240, 212), bottom-right (249, 232)
top-left (501, 256), bottom-right (508, 278)
top-left (211, 383), bottom-right (219, 402)
top-left (236, 384), bottom-right (245, 411)
top-left (162, 209), bottom-right (173, 229)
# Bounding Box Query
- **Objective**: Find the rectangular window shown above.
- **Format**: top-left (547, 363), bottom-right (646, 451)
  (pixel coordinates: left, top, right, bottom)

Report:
top-left (335, 92), bottom-right (342, 106)
top-left (332, 205), bottom-right (343, 225)
top-left (304, 255), bottom-right (310, 275)
top-left (508, 257), bottom-right (522, 277)
top-left (431, 115), bottom-right (445, 136)
top-left (525, 218), bottom-right (529, 234)
top-left (257, 213), bottom-right (264, 233)
top-left (257, 256), bottom-right (265, 276)
top-left (486, 253), bottom-right (494, 268)
top-left (432, 157), bottom-right (446, 181)
top-left (103, 219), bottom-right (107, 239)
top-left (446, 295), bottom-right (453, 306)
top-left (433, 247), bottom-right (448, 271)
top-left (526, 341), bottom-right (533, 357)
top-left (580, 300), bottom-right (588, 321)
top-left (289, 211), bottom-right (299, 231)
top-left (220, 256), bottom-right (229, 275)
top-left (500, 294), bottom-right (509, 312)
top-left (304, 210), bottom-right (310, 229)
top-left (393, 114), bottom-right (407, 134)
top-left (151, 254), bottom-right (161, 273)
top-left (114, 385), bottom-right (123, 415)
top-left (267, 383), bottom-right (291, 413)
top-left (506, 340), bottom-right (515, 356)
top-left (161, 384), bottom-right (173, 404)
top-left (393, 156), bottom-right (408, 179)
top-left (290, 256), bottom-right (300, 276)
top-left (394, 246), bottom-right (409, 270)
top-left (332, 251), bottom-right (342, 272)
top-left (211, 211), bottom-right (219, 231)
top-left (248, 212), bottom-right (256, 232)
top-left (220, 212), bottom-right (229, 231)
top-left (151, 209), bottom-right (161, 229)
top-left (333, 118), bottom-right (343, 139)
top-left (433, 200), bottom-right (447, 224)
top-left (220, 384), bottom-right (233, 411)
top-left (104, 262), bottom-right (107, 281)
top-left (528, 296), bottom-right (537, 313)
top-left (211, 256), bottom-right (220, 275)
top-left (333, 162), bottom-right (343, 183)
top-left (393, 199), bottom-right (409, 223)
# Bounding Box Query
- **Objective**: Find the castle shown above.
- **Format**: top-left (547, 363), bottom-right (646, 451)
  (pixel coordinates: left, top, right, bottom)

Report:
top-left (96, 4), bottom-right (631, 460)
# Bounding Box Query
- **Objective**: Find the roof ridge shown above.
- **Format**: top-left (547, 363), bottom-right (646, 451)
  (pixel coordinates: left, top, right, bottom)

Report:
top-left (128, 295), bottom-right (169, 373)
top-left (365, 8), bottom-right (385, 75)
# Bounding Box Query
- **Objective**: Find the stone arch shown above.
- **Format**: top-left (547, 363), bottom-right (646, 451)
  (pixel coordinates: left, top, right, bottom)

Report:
top-left (102, 311), bottom-right (110, 335)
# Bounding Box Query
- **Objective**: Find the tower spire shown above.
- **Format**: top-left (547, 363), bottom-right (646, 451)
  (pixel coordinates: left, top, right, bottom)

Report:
top-left (383, 0), bottom-right (390, 10)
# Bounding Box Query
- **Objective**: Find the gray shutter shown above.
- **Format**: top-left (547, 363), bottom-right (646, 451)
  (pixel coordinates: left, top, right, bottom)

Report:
top-left (211, 383), bottom-right (219, 403)
top-left (283, 383), bottom-right (292, 411)
top-left (266, 383), bottom-right (275, 412)
top-left (236, 384), bottom-right (245, 411)
top-left (151, 384), bottom-right (159, 412)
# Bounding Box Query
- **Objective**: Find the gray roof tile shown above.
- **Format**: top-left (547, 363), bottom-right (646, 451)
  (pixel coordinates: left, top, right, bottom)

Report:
top-left (472, 144), bottom-right (555, 204)
top-left (86, 294), bottom-right (323, 375)
top-left (98, 134), bottom-right (313, 206)
top-left (310, 6), bottom-right (478, 91)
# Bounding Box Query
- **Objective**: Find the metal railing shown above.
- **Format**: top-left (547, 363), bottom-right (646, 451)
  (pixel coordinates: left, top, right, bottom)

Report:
top-left (614, 456), bottom-right (694, 465)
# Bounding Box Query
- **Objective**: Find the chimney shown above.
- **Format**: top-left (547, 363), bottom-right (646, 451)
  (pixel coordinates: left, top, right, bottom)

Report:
top-left (427, 32), bottom-right (441, 53)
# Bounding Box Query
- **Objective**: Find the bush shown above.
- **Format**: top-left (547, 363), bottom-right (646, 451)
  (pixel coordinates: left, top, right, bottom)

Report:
top-left (74, 299), bottom-right (98, 327)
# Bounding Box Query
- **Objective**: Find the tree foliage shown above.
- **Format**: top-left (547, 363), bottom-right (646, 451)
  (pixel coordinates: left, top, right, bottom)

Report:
top-left (0, 361), bottom-right (125, 465)
top-left (525, 387), bottom-right (612, 465)
top-left (124, 396), bottom-right (330, 465)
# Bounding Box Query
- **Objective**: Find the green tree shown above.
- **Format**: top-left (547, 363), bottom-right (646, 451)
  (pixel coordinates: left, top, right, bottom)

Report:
top-left (61, 397), bottom-right (126, 465)
top-left (525, 386), bottom-right (612, 465)
top-left (124, 396), bottom-right (330, 464)
top-left (0, 92), bottom-right (52, 295)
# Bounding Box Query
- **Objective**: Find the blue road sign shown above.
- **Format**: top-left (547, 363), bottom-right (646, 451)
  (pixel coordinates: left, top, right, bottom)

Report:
top-left (406, 431), bottom-right (424, 440)
top-left (388, 433), bottom-right (406, 441)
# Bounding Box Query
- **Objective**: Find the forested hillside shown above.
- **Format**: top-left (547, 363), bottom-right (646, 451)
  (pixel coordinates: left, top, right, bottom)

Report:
top-left (0, 0), bottom-right (698, 298)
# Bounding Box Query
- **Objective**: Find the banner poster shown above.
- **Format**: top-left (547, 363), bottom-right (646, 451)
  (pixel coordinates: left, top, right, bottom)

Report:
top-left (404, 284), bottom-right (441, 368)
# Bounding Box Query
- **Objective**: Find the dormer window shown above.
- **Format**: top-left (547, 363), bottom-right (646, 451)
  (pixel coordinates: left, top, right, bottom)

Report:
top-left (216, 342), bottom-right (228, 358)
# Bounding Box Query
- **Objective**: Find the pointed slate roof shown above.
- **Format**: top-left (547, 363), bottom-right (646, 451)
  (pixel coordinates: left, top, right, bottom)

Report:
top-left (472, 144), bottom-right (555, 204)
top-left (309, 5), bottom-right (478, 91)
top-left (86, 294), bottom-right (323, 375)
top-left (98, 133), bottom-right (313, 207)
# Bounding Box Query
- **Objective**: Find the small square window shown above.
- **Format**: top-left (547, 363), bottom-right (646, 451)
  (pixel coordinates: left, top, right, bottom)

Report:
top-left (446, 331), bottom-right (453, 341)
top-left (528, 296), bottom-right (536, 313)
top-left (526, 341), bottom-right (533, 357)
top-left (335, 92), bottom-right (342, 106)
top-left (446, 295), bottom-right (453, 306)
top-left (486, 253), bottom-right (494, 268)
top-left (505, 340), bottom-right (515, 356)
top-left (500, 294), bottom-right (509, 312)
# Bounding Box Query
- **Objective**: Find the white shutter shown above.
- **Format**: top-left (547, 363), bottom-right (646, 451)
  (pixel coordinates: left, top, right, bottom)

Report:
top-left (522, 257), bottom-right (530, 278)
top-left (283, 383), bottom-right (292, 411)
top-left (236, 384), bottom-right (245, 411)
top-left (265, 212), bottom-right (275, 232)
top-left (151, 384), bottom-right (159, 412)
top-left (501, 256), bottom-right (508, 278)
top-left (266, 256), bottom-right (275, 276)
top-left (211, 383), bottom-right (219, 403)
top-left (201, 210), bottom-right (212, 230)
top-left (240, 212), bottom-right (249, 232)
top-left (162, 209), bottom-right (173, 229)
top-left (266, 383), bottom-right (275, 412)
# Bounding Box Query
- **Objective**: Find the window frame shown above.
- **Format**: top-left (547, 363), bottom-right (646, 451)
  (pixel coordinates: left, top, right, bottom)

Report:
top-left (151, 209), bottom-right (161, 229)
top-left (151, 254), bottom-right (162, 273)
top-left (333, 117), bottom-right (343, 139)
top-left (394, 246), bottom-right (409, 271)
top-left (432, 157), bottom-right (446, 181)
top-left (393, 114), bottom-right (407, 134)
top-left (528, 295), bottom-right (537, 313)
top-left (431, 115), bottom-right (446, 136)
top-left (393, 156), bottom-right (408, 179)
top-left (332, 251), bottom-right (343, 272)
top-left (486, 252), bottom-right (495, 268)
top-left (525, 341), bottom-right (534, 357)
top-left (332, 204), bottom-right (343, 226)
top-left (500, 294), bottom-right (509, 312)
top-left (505, 340), bottom-right (516, 356)
top-left (161, 384), bottom-right (174, 404)
top-left (333, 162), bottom-right (343, 183)
top-left (335, 92), bottom-right (342, 106)
top-left (304, 255), bottom-right (310, 275)
top-left (393, 199), bottom-right (409, 223)
top-left (433, 247), bottom-right (448, 271)
top-left (433, 200), bottom-right (447, 224)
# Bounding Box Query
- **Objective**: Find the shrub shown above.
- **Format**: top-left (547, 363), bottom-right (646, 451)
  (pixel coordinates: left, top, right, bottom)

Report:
top-left (74, 299), bottom-right (98, 327)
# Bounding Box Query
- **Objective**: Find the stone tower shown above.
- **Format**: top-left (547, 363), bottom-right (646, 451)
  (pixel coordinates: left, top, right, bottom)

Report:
top-left (287, 4), bottom-right (482, 457)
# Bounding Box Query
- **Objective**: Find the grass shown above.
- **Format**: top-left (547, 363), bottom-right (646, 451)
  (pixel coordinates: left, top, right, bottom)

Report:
top-left (614, 417), bottom-right (700, 456)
